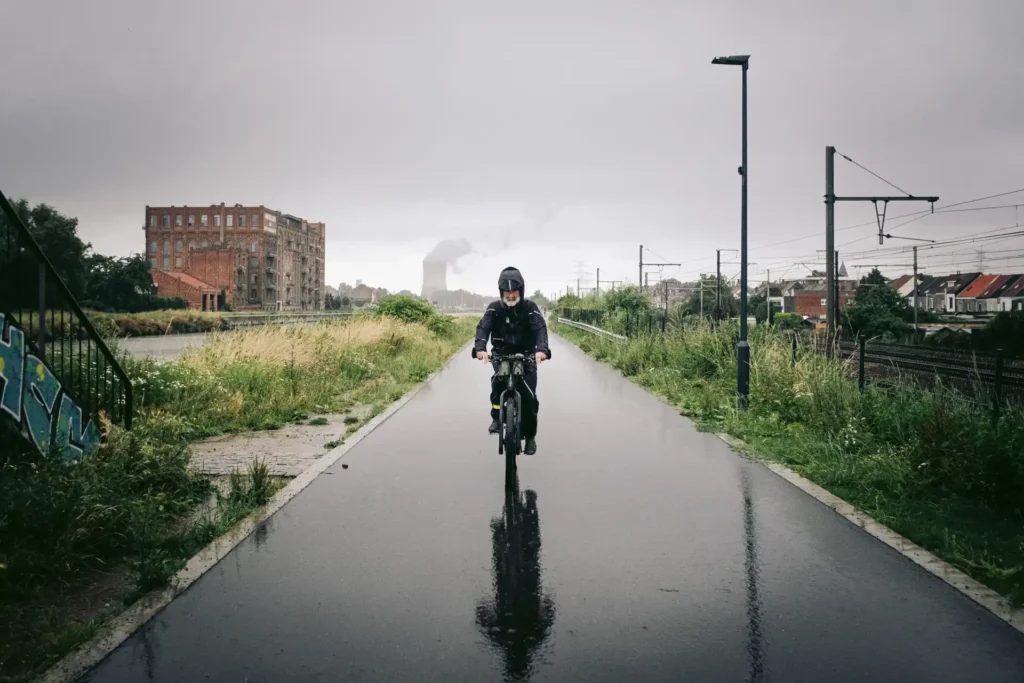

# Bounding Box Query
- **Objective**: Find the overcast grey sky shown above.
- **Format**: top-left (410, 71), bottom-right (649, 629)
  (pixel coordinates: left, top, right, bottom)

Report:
top-left (2, 0), bottom-right (1023, 297)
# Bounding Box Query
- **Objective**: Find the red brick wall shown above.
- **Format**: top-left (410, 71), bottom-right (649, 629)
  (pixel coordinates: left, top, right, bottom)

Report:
top-left (794, 290), bottom-right (857, 318)
top-left (187, 249), bottom-right (235, 305)
top-left (152, 270), bottom-right (204, 310)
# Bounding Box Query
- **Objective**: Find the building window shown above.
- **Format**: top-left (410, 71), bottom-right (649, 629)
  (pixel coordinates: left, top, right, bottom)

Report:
top-left (188, 241), bottom-right (197, 251)
top-left (200, 240), bottom-right (209, 248)
top-left (188, 214), bottom-right (195, 227)
top-left (175, 241), bottom-right (183, 253)
top-left (163, 240), bottom-right (170, 255)
top-left (162, 215), bottom-right (170, 229)
top-left (251, 274), bottom-right (258, 284)
top-left (175, 256), bottom-right (182, 268)
top-left (239, 215), bottom-right (246, 227)
top-left (252, 214), bottom-right (259, 228)
top-left (238, 240), bottom-right (246, 249)
top-left (214, 215), bottom-right (221, 227)
top-left (201, 214), bottom-right (208, 227)
top-left (175, 214), bottom-right (183, 227)
top-left (149, 215), bottom-right (157, 228)
top-left (162, 256), bottom-right (170, 270)
top-left (251, 289), bottom-right (258, 300)
top-left (251, 241), bottom-right (258, 253)
top-left (150, 240), bottom-right (157, 253)
top-left (226, 215), bottom-right (234, 228)
top-left (149, 257), bottom-right (157, 269)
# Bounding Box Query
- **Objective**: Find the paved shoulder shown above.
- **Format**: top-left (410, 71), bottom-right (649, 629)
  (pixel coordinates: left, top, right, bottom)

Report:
top-left (79, 336), bottom-right (1024, 682)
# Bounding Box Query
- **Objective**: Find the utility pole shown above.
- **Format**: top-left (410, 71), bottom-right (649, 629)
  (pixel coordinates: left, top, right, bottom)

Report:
top-left (824, 146), bottom-right (938, 339)
top-left (913, 246), bottom-right (919, 335)
top-left (717, 249), bottom-right (722, 322)
top-left (577, 279), bottom-right (580, 297)
top-left (639, 245), bottom-right (643, 290)
top-left (639, 244), bottom-right (680, 292)
top-left (834, 251), bottom-right (840, 328)
top-left (766, 268), bottom-right (773, 325)
top-left (596, 268), bottom-right (600, 296)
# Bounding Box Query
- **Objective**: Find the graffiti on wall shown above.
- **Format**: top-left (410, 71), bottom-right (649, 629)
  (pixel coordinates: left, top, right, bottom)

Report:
top-left (0, 313), bottom-right (100, 461)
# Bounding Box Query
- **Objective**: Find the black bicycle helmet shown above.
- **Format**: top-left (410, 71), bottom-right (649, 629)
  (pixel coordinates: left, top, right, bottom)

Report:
top-left (498, 266), bottom-right (525, 299)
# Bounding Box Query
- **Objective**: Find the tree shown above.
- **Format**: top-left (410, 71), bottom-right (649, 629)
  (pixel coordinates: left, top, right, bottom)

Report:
top-left (604, 286), bottom-right (653, 313)
top-left (341, 295), bottom-right (351, 307)
top-left (748, 293), bottom-right (781, 324)
top-left (531, 290), bottom-right (552, 308)
top-left (855, 267), bottom-right (890, 304)
top-left (679, 275), bottom-right (736, 319)
top-left (0, 199), bottom-right (91, 299)
top-left (85, 254), bottom-right (158, 312)
top-left (842, 269), bottom-right (912, 339)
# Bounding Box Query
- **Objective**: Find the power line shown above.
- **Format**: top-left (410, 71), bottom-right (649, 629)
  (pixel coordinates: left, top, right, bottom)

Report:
top-left (752, 187), bottom-right (1024, 251)
top-left (835, 150), bottom-right (910, 196)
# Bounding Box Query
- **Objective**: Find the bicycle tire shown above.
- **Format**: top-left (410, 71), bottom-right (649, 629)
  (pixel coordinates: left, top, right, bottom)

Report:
top-left (503, 394), bottom-right (519, 462)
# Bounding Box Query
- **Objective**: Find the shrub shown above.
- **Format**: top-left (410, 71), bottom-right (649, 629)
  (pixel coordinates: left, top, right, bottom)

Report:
top-left (373, 294), bottom-right (435, 323)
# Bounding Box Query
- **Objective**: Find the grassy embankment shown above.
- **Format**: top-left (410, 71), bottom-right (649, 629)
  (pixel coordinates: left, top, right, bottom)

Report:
top-left (86, 308), bottom-right (355, 338)
top-left (0, 308), bottom-right (474, 682)
top-left (554, 314), bottom-right (1024, 606)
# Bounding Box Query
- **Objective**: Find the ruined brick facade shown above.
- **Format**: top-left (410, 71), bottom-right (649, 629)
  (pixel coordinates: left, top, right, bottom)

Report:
top-left (144, 203), bottom-right (326, 310)
top-left (152, 269), bottom-right (222, 312)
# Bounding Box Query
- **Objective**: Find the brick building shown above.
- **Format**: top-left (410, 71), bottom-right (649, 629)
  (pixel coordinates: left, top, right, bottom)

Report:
top-left (152, 270), bottom-right (223, 311)
top-left (144, 203), bottom-right (325, 310)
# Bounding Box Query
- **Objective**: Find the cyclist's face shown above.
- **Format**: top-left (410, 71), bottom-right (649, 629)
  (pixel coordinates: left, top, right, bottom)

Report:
top-left (502, 290), bottom-right (520, 306)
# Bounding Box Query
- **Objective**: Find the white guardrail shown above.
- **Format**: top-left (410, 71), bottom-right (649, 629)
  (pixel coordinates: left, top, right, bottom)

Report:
top-left (557, 317), bottom-right (627, 343)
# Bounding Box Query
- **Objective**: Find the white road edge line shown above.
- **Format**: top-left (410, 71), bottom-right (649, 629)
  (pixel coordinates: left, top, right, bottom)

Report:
top-left (35, 343), bottom-right (472, 683)
top-left (714, 431), bottom-right (1024, 635)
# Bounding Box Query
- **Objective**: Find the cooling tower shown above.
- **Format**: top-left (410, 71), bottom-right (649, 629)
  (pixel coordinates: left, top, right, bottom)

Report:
top-left (421, 260), bottom-right (447, 299)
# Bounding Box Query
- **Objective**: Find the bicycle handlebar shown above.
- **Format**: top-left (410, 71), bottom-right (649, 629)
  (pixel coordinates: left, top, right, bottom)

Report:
top-left (489, 352), bottom-right (537, 363)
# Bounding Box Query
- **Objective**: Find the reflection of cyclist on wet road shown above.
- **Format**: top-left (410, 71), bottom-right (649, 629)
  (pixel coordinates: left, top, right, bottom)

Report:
top-left (475, 475), bottom-right (555, 681)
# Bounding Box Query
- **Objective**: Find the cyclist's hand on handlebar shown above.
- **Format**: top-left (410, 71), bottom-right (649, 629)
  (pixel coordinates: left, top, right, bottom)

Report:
top-left (477, 351), bottom-right (490, 363)
top-left (535, 351), bottom-right (548, 363)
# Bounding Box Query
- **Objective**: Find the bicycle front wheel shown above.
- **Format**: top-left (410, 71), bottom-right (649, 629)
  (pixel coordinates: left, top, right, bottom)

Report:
top-left (503, 395), bottom-right (519, 461)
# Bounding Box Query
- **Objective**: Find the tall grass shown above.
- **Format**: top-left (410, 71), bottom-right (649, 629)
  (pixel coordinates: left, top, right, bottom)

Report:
top-left (556, 319), bottom-right (1024, 604)
top-left (125, 316), bottom-right (473, 437)
top-left (0, 314), bottom-right (474, 680)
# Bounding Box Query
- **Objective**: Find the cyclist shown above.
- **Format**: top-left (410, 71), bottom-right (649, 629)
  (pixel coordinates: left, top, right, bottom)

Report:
top-left (473, 266), bottom-right (551, 455)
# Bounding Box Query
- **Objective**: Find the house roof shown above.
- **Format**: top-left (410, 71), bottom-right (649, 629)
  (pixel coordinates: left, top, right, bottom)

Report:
top-left (158, 270), bottom-right (217, 291)
top-left (888, 274), bottom-right (913, 291)
top-left (919, 272), bottom-right (981, 296)
top-left (958, 274), bottom-right (1001, 299)
top-left (978, 274), bottom-right (1019, 299)
top-left (999, 277), bottom-right (1024, 299)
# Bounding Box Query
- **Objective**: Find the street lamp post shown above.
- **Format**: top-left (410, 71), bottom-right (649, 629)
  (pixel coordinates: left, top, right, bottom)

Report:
top-left (712, 53), bottom-right (750, 409)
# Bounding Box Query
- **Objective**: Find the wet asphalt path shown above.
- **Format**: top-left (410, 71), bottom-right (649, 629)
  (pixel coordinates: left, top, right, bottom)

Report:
top-left (81, 335), bottom-right (1024, 682)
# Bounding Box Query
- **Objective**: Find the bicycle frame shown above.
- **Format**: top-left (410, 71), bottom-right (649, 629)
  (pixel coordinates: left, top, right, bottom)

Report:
top-left (492, 353), bottom-right (533, 458)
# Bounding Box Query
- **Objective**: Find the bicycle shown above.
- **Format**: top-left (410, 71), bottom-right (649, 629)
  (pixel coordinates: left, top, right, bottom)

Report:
top-left (490, 353), bottom-right (536, 470)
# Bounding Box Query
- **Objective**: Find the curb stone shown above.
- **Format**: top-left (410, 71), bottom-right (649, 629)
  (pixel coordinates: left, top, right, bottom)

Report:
top-left (713, 432), bottom-right (1024, 636)
top-left (34, 342), bottom-right (471, 683)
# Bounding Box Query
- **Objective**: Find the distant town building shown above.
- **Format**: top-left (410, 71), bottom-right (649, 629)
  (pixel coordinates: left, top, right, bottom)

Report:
top-left (144, 203), bottom-right (325, 311)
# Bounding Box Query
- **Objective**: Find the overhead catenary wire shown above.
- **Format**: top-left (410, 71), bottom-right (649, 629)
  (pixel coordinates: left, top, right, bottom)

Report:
top-left (834, 150), bottom-right (912, 196)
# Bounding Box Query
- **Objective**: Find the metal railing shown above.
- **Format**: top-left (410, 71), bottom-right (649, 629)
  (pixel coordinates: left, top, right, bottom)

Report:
top-left (557, 317), bottom-right (627, 343)
top-left (560, 308), bottom-right (668, 338)
top-left (0, 190), bottom-right (133, 433)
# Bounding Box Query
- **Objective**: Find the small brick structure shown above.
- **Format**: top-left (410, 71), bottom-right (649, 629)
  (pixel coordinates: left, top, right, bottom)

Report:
top-left (152, 269), bottom-right (222, 311)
